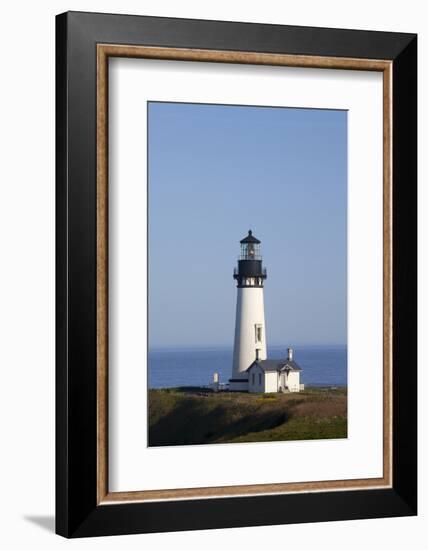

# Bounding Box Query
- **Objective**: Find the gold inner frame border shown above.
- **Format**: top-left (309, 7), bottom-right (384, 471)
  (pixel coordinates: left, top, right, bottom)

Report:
top-left (96, 44), bottom-right (393, 504)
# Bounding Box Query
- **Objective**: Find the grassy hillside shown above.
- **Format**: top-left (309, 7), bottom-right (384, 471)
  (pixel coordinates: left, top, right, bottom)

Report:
top-left (148, 387), bottom-right (347, 446)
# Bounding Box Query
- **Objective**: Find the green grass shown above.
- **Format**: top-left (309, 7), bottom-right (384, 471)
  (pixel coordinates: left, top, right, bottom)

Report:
top-left (148, 387), bottom-right (347, 446)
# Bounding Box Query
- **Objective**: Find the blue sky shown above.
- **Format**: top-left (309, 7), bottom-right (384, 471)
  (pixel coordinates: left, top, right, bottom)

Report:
top-left (148, 102), bottom-right (347, 348)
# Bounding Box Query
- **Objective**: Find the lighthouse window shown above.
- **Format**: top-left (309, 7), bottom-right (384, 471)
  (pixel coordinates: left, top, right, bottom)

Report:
top-left (258, 373), bottom-right (262, 385)
top-left (255, 324), bottom-right (263, 343)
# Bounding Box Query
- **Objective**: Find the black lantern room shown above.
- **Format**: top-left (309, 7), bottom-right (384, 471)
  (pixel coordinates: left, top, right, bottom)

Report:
top-left (233, 230), bottom-right (267, 288)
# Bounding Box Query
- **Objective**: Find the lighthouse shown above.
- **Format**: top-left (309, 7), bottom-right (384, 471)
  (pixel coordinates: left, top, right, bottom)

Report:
top-left (227, 230), bottom-right (303, 393)
top-left (229, 230), bottom-right (267, 391)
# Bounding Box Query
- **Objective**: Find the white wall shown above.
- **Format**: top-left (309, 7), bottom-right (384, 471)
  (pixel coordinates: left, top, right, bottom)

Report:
top-left (249, 365), bottom-right (265, 392)
top-left (287, 371), bottom-right (301, 392)
top-left (232, 286), bottom-right (267, 378)
top-left (265, 371), bottom-right (279, 393)
top-left (0, 1), bottom-right (425, 549)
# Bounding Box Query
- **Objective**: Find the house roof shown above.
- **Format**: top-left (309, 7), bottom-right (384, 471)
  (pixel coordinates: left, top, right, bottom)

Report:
top-left (247, 359), bottom-right (302, 373)
top-left (280, 359), bottom-right (302, 372)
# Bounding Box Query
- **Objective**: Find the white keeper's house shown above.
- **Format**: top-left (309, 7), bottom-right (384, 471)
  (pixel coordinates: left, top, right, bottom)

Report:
top-left (229, 230), bottom-right (303, 393)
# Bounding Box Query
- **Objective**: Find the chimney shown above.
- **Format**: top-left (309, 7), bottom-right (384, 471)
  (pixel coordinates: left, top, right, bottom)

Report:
top-left (287, 347), bottom-right (293, 361)
top-left (255, 348), bottom-right (260, 361)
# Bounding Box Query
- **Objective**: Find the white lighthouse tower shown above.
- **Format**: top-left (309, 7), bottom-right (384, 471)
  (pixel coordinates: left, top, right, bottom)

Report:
top-left (229, 230), bottom-right (267, 391)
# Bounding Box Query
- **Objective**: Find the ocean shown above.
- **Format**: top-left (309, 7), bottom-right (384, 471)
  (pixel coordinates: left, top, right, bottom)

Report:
top-left (148, 345), bottom-right (347, 389)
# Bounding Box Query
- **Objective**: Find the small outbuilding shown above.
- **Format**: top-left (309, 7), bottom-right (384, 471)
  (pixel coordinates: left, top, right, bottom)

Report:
top-left (246, 348), bottom-right (303, 393)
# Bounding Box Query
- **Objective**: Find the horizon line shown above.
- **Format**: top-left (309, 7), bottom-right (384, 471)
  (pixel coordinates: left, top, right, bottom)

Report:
top-left (149, 343), bottom-right (347, 351)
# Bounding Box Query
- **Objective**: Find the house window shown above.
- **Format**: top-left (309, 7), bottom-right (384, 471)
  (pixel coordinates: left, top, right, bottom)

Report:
top-left (255, 324), bottom-right (263, 343)
top-left (252, 373), bottom-right (255, 384)
top-left (258, 373), bottom-right (262, 385)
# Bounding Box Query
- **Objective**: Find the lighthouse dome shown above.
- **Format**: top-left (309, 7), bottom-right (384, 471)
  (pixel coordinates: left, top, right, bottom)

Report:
top-left (240, 230), bottom-right (261, 244)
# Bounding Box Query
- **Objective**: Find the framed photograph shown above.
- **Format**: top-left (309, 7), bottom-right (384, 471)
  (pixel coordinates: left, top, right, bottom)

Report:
top-left (56, 11), bottom-right (417, 537)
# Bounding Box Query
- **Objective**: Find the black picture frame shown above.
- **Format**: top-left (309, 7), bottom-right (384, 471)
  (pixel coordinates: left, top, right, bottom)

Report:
top-left (56, 11), bottom-right (417, 538)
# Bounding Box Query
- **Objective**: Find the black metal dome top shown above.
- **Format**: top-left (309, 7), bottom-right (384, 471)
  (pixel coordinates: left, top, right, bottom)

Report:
top-left (240, 230), bottom-right (260, 244)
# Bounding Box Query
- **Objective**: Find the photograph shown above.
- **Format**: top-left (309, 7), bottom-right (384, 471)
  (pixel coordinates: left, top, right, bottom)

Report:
top-left (147, 101), bottom-right (348, 446)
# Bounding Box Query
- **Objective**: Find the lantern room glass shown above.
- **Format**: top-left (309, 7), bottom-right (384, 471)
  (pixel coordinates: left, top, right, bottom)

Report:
top-left (240, 242), bottom-right (261, 260)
